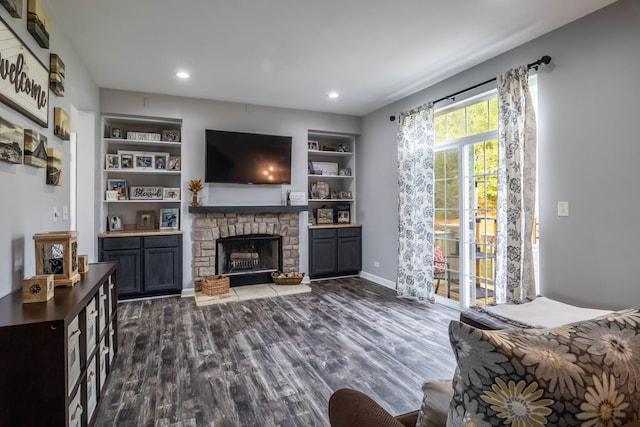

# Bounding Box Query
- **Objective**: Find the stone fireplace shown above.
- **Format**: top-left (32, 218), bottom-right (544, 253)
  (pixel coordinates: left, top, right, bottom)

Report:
top-left (191, 207), bottom-right (303, 287)
top-left (216, 234), bottom-right (282, 286)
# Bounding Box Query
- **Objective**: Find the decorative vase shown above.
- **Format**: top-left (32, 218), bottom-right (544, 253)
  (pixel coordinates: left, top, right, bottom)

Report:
top-left (191, 192), bottom-right (199, 207)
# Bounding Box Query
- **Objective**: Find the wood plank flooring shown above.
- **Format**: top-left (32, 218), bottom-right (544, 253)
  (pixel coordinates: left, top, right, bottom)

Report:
top-left (94, 277), bottom-right (460, 427)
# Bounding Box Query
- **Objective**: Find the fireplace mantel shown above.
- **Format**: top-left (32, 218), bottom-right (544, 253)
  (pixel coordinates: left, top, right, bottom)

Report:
top-left (188, 205), bottom-right (308, 214)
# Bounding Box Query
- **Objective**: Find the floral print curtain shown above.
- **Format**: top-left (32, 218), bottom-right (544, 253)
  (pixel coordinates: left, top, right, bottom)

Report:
top-left (495, 66), bottom-right (537, 302)
top-left (396, 103), bottom-right (435, 301)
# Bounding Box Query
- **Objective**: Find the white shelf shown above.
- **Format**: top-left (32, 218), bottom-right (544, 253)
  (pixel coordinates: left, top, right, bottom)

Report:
top-left (104, 138), bottom-right (182, 148)
top-left (103, 199), bottom-right (181, 203)
top-left (307, 174), bottom-right (353, 179)
top-left (103, 169), bottom-right (181, 175)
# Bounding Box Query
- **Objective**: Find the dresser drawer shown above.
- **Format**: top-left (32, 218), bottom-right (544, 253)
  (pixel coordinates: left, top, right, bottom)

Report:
top-left (98, 286), bottom-right (107, 333)
top-left (338, 227), bottom-right (361, 238)
top-left (86, 356), bottom-right (98, 422)
top-left (68, 386), bottom-right (82, 427)
top-left (67, 315), bottom-right (81, 393)
top-left (86, 297), bottom-right (98, 356)
top-left (310, 228), bottom-right (337, 239)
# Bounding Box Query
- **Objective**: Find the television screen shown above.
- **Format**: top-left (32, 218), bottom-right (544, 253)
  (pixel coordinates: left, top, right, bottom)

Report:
top-left (205, 129), bottom-right (292, 184)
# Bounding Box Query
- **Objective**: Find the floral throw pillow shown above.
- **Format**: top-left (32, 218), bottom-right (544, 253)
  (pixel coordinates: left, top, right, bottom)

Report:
top-left (446, 307), bottom-right (640, 426)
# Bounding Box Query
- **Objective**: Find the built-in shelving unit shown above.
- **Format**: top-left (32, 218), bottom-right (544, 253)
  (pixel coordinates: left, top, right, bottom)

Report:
top-left (100, 115), bottom-right (183, 233)
top-left (307, 130), bottom-right (357, 225)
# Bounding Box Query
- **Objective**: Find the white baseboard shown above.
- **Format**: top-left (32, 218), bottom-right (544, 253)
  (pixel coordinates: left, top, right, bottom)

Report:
top-left (359, 271), bottom-right (396, 290)
top-left (181, 288), bottom-right (195, 298)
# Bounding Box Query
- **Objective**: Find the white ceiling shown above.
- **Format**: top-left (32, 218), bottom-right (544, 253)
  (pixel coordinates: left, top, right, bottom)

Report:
top-left (47, 0), bottom-right (616, 116)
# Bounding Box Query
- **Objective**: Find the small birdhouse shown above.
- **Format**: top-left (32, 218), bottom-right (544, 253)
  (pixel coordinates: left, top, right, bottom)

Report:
top-left (22, 274), bottom-right (54, 303)
top-left (33, 231), bottom-right (80, 287)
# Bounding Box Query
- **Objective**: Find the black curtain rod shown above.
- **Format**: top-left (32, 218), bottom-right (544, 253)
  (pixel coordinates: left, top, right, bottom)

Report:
top-left (389, 55), bottom-right (551, 122)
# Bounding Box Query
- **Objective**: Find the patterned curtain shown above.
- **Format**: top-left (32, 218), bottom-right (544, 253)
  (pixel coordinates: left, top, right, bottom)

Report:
top-left (396, 103), bottom-right (435, 301)
top-left (495, 66), bottom-right (537, 303)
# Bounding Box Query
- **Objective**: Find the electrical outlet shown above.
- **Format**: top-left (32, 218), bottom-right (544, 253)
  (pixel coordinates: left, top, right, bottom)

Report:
top-left (373, 261), bottom-right (380, 268)
top-left (557, 201), bottom-right (569, 217)
top-left (63, 206), bottom-right (69, 220)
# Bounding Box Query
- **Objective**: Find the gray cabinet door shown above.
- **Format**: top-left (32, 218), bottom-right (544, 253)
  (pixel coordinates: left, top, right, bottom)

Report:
top-left (337, 236), bottom-right (362, 274)
top-left (310, 237), bottom-right (338, 278)
top-left (102, 249), bottom-right (142, 295)
top-left (144, 246), bottom-right (181, 293)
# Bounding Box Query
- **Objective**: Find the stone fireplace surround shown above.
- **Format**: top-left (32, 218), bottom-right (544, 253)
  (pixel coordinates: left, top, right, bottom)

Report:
top-left (190, 205), bottom-right (307, 286)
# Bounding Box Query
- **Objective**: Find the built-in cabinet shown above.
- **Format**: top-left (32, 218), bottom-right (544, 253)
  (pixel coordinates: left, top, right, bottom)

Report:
top-left (0, 262), bottom-right (118, 427)
top-left (98, 233), bottom-right (182, 299)
top-left (101, 115), bottom-right (182, 232)
top-left (307, 131), bottom-right (357, 225)
top-left (309, 225), bottom-right (362, 279)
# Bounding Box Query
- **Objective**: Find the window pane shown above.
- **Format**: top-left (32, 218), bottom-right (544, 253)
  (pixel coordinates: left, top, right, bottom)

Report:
top-left (434, 180), bottom-right (445, 208)
top-left (489, 97), bottom-right (498, 130)
top-left (445, 150), bottom-right (458, 179)
top-left (446, 179), bottom-right (458, 209)
top-left (434, 151), bottom-right (445, 179)
top-left (435, 115), bottom-right (446, 143)
top-left (447, 109), bottom-right (466, 139)
top-left (466, 101), bottom-right (489, 135)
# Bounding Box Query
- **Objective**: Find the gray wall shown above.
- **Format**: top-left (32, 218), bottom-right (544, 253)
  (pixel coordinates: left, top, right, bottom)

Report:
top-left (358, 0), bottom-right (640, 310)
top-left (0, 1), bottom-right (99, 299)
top-left (100, 90), bottom-right (360, 291)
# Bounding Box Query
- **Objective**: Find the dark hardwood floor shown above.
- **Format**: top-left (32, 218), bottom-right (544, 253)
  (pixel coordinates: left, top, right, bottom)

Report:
top-left (95, 277), bottom-right (460, 427)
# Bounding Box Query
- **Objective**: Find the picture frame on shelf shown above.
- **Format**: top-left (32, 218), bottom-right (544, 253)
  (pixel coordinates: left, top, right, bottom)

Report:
top-left (105, 154), bottom-right (120, 169)
top-left (162, 130), bottom-right (180, 142)
top-left (120, 153), bottom-right (134, 169)
top-left (168, 156), bottom-right (181, 171)
top-left (135, 210), bottom-right (156, 230)
top-left (310, 191), bottom-right (320, 200)
top-left (111, 128), bottom-right (122, 139)
top-left (129, 186), bottom-right (163, 200)
top-left (134, 152), bottom-right (154, 169)
top-left (107, 215), bottom-right (123, 232)
top-left (163, 188), bottom-right (180, 200)
top-left (154, 153), bottom-right (168, 170)
top-left (316, 208), bottom-right (333, 224)
top-left (310, 181), bottom-right (330, 199)
top-left (105, 190), bottom-right (118, 201)
top-left (339, 190), bottom-right (352, 200)
top-left (331, 190), bottom-right (339, 200)
top-left (159, 208), bottom-right (179, 230)
top-left (107, 179), bottom-right (127, 200)
top-left (337, 143), bottom-right (349, 153)
top-left (308, 140), bottom-right (319, 150)
top-left (339, 168), bottom-right (351, 176)
top-left (337, 210), bottom-right (350, 224)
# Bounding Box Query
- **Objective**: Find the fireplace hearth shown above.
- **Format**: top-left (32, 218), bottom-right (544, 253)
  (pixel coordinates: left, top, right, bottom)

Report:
top-left (216, 234), bottom-right (282, 287)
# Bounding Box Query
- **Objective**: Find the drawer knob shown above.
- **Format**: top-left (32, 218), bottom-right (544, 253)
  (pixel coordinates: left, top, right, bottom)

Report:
top-left (69, 329), bottom-right (81, 338)
top-left (71, 402), bottom-right (83, 420)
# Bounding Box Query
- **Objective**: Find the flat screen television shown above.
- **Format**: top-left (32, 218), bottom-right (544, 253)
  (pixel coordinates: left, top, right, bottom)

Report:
top-left (205, 129), bottom-right (292, 184)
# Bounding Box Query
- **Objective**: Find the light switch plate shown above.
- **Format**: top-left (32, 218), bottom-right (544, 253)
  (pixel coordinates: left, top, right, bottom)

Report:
top-left (63, 205), bottom-right (69, 220)
top-left (557, 201), bottom-right (569, 217)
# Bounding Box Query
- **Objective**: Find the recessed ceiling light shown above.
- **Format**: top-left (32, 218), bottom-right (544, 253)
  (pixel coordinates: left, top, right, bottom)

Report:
top-left (176, 71), bottom-right (190, 79)
top-left (328, 91), bottom-right (339, 99)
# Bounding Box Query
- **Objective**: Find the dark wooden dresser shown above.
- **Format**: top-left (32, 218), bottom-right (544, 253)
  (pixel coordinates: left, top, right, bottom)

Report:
top-left (0, 262), bottom-right (118, 427)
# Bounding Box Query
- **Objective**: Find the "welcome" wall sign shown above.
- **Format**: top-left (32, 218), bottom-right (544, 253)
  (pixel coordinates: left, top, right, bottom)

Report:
top-left (0, 17), bottom-right (49, 128)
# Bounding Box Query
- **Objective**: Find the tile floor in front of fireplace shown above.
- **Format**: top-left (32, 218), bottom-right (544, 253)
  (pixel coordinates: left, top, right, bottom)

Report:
top-left (195, 282), bottom-right (312, 306)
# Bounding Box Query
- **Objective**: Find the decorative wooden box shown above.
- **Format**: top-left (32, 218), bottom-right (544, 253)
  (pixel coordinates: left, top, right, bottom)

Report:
top-left (22, 274), bottom-right (54, 303)
top-left (78, 255), bottom-right (89, 273)
top-left (33, 231), bottom-right (80, 287)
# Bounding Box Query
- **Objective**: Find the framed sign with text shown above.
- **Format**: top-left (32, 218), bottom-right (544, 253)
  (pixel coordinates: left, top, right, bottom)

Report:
top-left (0, 17), bottom-right (49, 127)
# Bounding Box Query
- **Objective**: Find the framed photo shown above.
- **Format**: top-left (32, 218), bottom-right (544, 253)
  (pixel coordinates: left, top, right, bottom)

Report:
top-left (339, 190), bottom-right (352, 200)
top-left (105, 154), bottom-right (120, 169)
top-left (310, 181), bottom-right (330, 199)
top-left (337, 143), bottom-right (350, 153)
top-left (316, 208), bottom-right (334, 224)
top-left (105, 190), bottom-right (118, 201)
top-left (310, 191), bottom-right (321, 200)
top-left (339, 168), bottom-right (351, 176)
top-left (134, 152), bottom-right (154, 169)
top-left (111, 127), bottom-right (122, 139)
top-left (46, 148), bottom-right (62, 186)
top-left (162, 130), bottom-right (180, 142)
top-left (27, 0), bottom-right (49, 48)
top-left (120, 153), bottom-right (134, 169)
top-left (154, 153), bottom-right (169, 170)
top-left (159, 208), bottom-right (179, 230)
top-left (308, 140), bottom-right (319, 150)
top-left (107, 215), bottom-right (123, 231)
top-left (135, 210), bottom-right (155, 231)
top-left (107, 179), bottom-right (127, 200)
top-left (331, 190), bottom-right (339, 200)
top-left (337, 211), bottom-right (350, 224)
top-left (53, 107), bottom-right (70, 141)
top-left (168, 156), bottom-right (181, 171)
top-left (129, 186), bottom-right (163, 200)
top-left (1, 0), bottom-right (23, 18)
top-left (163, 188), bottom-right (181, 200)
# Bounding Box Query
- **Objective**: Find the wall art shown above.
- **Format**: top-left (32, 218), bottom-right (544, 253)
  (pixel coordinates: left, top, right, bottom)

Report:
top-left (49, 54), bottom-right (65, 97)
top-left (53, 107), bottom-right (70, 141)
top-left (1, 0), bottom-right (22, 18)
top-left (46, 147), bottom-right (61, 186)
top-left (0, 117), bottom-right (24, 164)
top-left (23, 129), bottom-right (47, 167)
top-left (0, 17), bottom-right (49, 127)
top-left (26, 0), bottom-right (48, 48)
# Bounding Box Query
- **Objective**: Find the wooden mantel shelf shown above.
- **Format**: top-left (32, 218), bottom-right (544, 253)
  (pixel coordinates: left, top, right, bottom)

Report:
top-left (188, 205), bottom-right (308, 214)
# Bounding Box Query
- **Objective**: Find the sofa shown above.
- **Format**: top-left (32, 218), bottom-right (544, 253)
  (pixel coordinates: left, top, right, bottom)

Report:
top-left (329, 305), bottom-right (640, 426)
